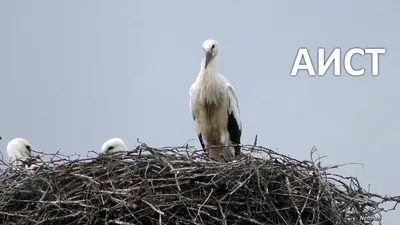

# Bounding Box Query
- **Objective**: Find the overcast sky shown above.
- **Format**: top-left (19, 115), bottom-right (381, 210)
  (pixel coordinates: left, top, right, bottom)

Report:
top-left (0, 1), bottom-right (398, 224)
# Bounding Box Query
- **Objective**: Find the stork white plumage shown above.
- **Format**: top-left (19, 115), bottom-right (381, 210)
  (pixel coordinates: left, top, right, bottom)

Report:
top-left (189, 39), bottom-right (242, 161)
top-left (6, 138), bottom-right (33, 166)
top-left (100, 138), bottom-right (128, 155)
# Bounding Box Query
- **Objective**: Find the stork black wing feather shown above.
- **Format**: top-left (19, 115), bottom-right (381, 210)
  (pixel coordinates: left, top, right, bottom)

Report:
top-left (228, 111), bottom-right (241, 156)
top-left (198, 134), bottom-right (206, 151)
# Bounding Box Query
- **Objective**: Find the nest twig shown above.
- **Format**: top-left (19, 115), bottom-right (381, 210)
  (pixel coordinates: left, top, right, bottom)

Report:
top-left (0, 140), bottom-right (398, 225)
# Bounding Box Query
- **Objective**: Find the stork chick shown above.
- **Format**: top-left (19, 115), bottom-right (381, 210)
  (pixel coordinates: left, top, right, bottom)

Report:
top-left (189, 39), bottom-right (242, 161)
top-left (6, 138), bottom-right (33, 166)
top-left (100, 138), bottom-right (128, 155)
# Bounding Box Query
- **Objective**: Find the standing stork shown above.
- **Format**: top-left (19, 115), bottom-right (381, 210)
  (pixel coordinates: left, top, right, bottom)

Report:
top-left (189, 39), bottom-right (242, 161)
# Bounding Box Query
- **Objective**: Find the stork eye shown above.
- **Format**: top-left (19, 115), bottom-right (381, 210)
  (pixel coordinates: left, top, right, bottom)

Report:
top-left (25, 145), bottom-right (31, 151)
top-left (211, 45), bottom-right (215, 50)
top-left (107, 146), bottom-right (114, 151)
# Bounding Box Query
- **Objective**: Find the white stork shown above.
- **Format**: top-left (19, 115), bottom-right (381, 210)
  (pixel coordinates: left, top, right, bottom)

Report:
top-left (189, 39), bottom-right (242, 161)
top-left (100, 138), bottom-right (128, 155)
top-left (6, 138), bottom-right (35, 166)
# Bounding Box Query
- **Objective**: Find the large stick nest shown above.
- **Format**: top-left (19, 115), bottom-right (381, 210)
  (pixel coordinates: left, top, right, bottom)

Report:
top-left (0, 141), bottom-right (398, 225)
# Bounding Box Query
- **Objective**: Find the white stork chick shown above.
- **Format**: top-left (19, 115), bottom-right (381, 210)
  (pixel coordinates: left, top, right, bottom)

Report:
top-left (189, 39), bottom-right (242, 162)
top-left (100, 138), bottom-right (128, 156)
top-left (6, 138), bottom-right (33, 166)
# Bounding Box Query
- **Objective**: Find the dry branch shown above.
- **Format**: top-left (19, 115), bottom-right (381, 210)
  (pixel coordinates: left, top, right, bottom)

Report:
top-left (0, 143), bottom-right (398, 225)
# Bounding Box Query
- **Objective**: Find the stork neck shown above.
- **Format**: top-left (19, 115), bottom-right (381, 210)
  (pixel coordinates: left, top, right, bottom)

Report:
top-left (197, 65), bottom-right (221, 103)
top-left (198, 66), bottom-right (217, 85)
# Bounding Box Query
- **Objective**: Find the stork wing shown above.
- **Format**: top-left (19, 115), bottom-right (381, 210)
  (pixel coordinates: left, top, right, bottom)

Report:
top-left (224, 80), bottom-right (242, 156)
top-left (189, 82), bottom-right (206, 150)
top-left (189, 82), bottom-right (196, 121)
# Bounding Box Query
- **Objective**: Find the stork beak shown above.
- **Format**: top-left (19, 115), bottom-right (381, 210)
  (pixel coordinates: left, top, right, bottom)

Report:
top-left (204, 50), bottom-right (212, 69)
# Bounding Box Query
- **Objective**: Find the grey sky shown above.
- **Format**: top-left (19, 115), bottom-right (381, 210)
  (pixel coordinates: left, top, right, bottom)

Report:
top-left (0, 1), bottom-right (398, 224)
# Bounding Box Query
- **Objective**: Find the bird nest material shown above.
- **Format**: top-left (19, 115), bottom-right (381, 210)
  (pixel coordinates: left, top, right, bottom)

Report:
top-left (0, 140), bottom-right (398, 225)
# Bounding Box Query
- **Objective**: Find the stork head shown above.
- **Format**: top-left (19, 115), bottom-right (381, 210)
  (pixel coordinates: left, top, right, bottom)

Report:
top-left (6, 138), bottom-right (33, 165)
top-left (202, 39), bottom-right (218, 69)
top-left (100, 138), bottom-right (127, 155)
